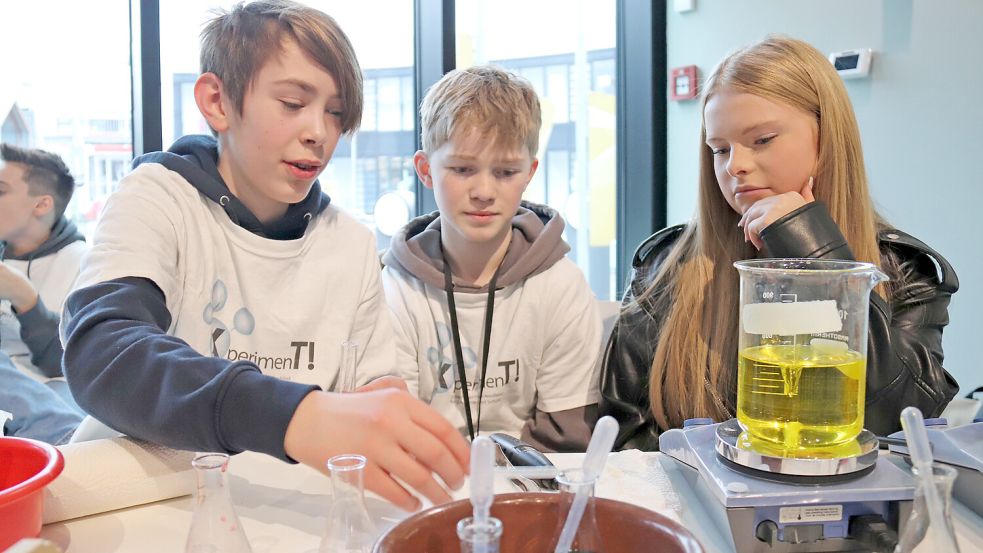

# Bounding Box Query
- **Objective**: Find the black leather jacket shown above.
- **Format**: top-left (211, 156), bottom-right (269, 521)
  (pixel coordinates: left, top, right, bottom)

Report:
top-left (600, 202), bottom-right (960, 450)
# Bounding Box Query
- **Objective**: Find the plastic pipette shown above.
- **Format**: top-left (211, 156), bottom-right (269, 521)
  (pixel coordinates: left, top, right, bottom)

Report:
top-left (469, 436), bottom-right (496, 553)
top-left (553, 416), bottom-right (619, 553)
top-left (493, 466), bottom-right (559, 480)
top-left (900, 406), bottom-right (960, 552)
top-left (338, 340), bottom-right (358, 393)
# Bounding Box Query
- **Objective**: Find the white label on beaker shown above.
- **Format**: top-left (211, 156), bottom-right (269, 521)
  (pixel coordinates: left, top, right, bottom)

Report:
top-left (742, 300), bottom-right (842, 335)
top-left (779, 504), bottom-right (843, 523)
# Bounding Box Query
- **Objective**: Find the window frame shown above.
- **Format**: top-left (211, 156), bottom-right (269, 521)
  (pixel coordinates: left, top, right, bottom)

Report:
top-left (615, 0), bottom-right (667, 297)
top-left (131, 0), bottom-right (163, 156)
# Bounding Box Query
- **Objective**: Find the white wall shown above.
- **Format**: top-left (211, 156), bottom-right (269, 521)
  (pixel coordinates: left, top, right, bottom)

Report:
top-left (666, 0), bottom-right (982, 395)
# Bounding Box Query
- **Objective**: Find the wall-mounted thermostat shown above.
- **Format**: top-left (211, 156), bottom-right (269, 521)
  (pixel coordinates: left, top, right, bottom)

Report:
top-left (829, 49), bottom-right (873, 79)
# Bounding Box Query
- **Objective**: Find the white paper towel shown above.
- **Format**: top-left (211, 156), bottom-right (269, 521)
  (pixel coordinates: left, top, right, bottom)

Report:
top-left (43, 437), bottom-right (195, 524)
top-left (596, 449), bottom-right (681, 520)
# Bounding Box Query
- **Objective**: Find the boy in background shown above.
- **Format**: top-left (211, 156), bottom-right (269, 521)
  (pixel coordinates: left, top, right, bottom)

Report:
top-left (383, 66), bottom-right (601, 451)
top-left (0, 143), bottom-right (86, 380)
top-left (62, 0), bottom-right (467, 511)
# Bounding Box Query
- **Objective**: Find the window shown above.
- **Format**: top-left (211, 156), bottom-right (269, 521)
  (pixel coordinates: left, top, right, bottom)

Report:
top-left (0, 0), bottom-right (132, 239)
top-left (159, 0), bottom-right (415, 248)
top-left (456, 0), bottom-right (618, 299)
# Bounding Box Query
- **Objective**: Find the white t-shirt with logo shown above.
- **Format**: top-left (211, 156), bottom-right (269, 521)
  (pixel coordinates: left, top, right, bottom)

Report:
top-left (73, 163), bottom-right (394, 390)
top-left (382, 257), bottom-right (601, 438)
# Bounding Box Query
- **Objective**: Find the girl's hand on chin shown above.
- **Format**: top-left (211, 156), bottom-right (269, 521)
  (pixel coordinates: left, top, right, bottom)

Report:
top-left (738, 179), bottom-right (816, 250)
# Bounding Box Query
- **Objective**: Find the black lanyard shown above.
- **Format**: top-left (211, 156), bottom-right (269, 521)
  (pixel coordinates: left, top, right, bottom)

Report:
top-left (442, 253), bottom-right (500, 441)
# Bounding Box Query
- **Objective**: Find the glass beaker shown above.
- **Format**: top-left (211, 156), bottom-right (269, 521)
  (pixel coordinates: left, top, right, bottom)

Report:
top-left (896, 463), bottom-right (962, 553)
top-left (734, 259), bottom-right (887, 455)
top-left (319, 454), bottom-right (376, 553)
top-left (552, 468), bottom-right (603, 553)
top-left (185, 453), bottom-right (253, 553)
top-left (457, 516), bottom-right (504, 553)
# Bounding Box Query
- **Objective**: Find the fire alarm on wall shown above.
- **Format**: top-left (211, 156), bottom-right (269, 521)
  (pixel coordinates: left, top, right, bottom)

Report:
top-left (670, 65), bottom-right (699, 101)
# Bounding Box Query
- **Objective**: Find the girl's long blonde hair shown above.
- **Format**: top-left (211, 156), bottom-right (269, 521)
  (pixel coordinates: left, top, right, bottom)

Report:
top-left (638, 36), bottom-right (886, 430)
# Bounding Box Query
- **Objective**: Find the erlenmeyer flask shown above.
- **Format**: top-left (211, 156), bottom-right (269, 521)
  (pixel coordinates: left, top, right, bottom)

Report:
top-left (185, 453), bottom-right (253, 553)
top-left (896, 463), bottom-right (962, 553)
top-left (552, 468), bottom-right (603, 553)
top-left (319, 454), bottom-right (376, 553)
top-left (337, 341), bottom-right (359, 393)
top-left (457, 516), bottom-right (503, 553)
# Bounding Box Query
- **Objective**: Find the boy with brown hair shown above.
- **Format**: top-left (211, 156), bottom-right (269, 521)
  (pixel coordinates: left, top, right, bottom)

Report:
top-left (382, 66), bottom-right (602, 451)
top-left (62, 0), bottom-right (467, 511)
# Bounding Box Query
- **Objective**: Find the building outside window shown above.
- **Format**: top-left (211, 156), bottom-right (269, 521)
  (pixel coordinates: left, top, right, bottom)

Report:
top-left (1, 0), bottom-right (618, 282)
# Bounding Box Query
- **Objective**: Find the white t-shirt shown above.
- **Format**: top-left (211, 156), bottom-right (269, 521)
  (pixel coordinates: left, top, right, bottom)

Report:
top-left (1, 241), bottom-right (87, 377)
top-left (74, 163), bottom-right (394, 390)
top-left (382, 257), bottom-right (601, 438)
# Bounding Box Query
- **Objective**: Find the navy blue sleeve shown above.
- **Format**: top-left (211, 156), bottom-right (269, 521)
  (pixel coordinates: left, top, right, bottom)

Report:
top-left (16, 296), bottom-right (64, 378)
top-left (62, 277), bottom-right (318, 460)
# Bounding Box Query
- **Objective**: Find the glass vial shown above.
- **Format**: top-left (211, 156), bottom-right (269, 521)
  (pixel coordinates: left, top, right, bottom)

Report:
top-left (896, 463), bottom-right (961, 553)
top-left (552, 468), bottom-right (603, 553)
top-left (457, 516), bottom-right (503, 553)
top-left (185, 453), bottom-right (253, 553)
top-left (337, 340), bottom-right (359, 393)
top-left (319, 454), bottom-right (376, 553)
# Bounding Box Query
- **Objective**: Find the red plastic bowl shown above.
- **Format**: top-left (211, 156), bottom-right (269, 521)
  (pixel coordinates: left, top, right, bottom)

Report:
top-left (0, 437), bottom-right (65, 550)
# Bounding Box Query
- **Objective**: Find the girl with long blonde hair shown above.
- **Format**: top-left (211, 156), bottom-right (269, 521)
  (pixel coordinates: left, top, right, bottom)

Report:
top-left (600, 36), bottom-right (959, 449)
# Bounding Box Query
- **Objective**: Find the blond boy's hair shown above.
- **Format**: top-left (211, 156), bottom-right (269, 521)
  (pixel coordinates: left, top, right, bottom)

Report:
top-left (420, 66), bottom-right (541, 157)
top-left (200, 0), bottom-right (363, 133)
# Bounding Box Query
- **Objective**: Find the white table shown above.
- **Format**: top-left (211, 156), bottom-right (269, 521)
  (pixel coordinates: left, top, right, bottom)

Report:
top-left (40, 451), bottom-right (983, 552)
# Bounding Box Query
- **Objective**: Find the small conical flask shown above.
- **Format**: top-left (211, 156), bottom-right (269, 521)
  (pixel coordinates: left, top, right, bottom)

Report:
top-left (896, 463), bottom-right (962, 553)
top-left (319, 454), bottom-right (376, 553)
top-left (185, 453), bottom-right (253, 553)
top-left (337, 340), bottom-right (359, 393)
top-left (457, 516), bottom-right (503, 553)
top-left (552, 468), bottom-right (603, 553)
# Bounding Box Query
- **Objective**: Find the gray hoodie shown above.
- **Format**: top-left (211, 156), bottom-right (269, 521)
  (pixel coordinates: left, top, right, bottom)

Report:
top-left (383, 201), bottom-right (570, 291)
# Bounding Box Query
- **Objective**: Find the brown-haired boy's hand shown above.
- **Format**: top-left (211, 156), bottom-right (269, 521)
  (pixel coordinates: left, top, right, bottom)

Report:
top-left (283, 389), bottom-right (469, 511)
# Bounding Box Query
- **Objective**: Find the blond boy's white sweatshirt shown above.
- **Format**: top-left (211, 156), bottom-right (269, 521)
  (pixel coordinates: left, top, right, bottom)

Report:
top-left (382, 203), bottom-right (601, 447)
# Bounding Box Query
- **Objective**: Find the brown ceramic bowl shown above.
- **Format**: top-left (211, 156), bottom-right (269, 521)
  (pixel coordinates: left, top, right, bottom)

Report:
top-left (374, 492), bottom-right (704, 552)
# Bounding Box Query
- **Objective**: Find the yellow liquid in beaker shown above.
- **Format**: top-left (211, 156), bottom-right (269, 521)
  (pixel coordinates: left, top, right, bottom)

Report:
top-left (737, 344), bottom-right (866, 454)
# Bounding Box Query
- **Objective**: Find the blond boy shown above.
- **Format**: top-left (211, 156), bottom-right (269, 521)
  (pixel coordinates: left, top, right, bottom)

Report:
top-left (383, 66), bottom-right (601, 451)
